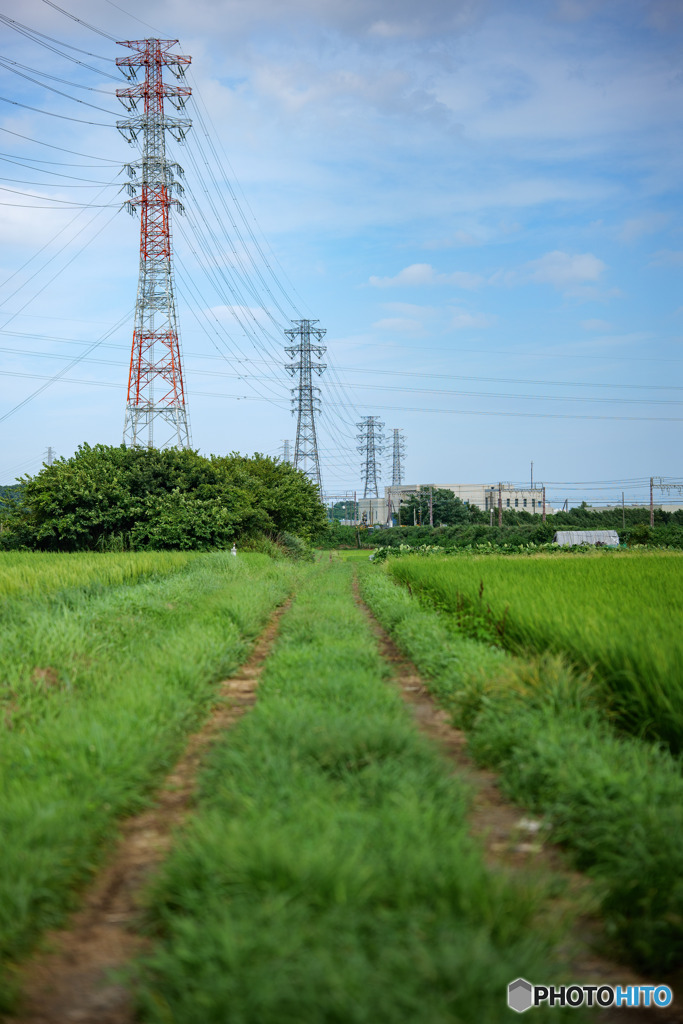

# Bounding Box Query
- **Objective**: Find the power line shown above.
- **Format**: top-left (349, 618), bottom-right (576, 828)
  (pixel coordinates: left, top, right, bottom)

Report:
top-left (0, 208), bottom-right (120, 336)
top-left (0, 174), bottom-right (118, 186)
top-left (38, 0), bottom-right (118, 42)
top-left (0, 126), bottom-right (121, 160)
top-left (0, 58), bottom-right (118, 113)
top-left (384, 341), bottom-right (683, 365)
top-left (0, 309), bottom-right (131, 424)
top-left (0, 12), bottom-right (116, 66)
top-left (0, 185), bottom-right (120, 202)
top-left (0, 94), bottom-right (113, 125)
top-left (0, 151), bottom-right (119, 168)
top-left (0, 187), bottom-right (121, 299)
top-left (0, 55), bottom-right (114, 93)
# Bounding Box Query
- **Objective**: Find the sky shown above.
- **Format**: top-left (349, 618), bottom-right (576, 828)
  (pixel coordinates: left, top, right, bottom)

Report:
top-left (0, 0), bottom-right (681, 509)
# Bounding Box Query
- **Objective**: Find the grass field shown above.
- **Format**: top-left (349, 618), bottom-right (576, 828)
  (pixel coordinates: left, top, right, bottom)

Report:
top-left (133, 562), bottom-right (573, 1023)
top-left (0, 551), bottom-right (299, 1010)
top-left (4, 545), bottom-right (680, 1013)
top-left (0, 550), bottom-right (196, 602)
top-left (387, 551), bottom-right (683, 750)
top-left (359, 562), bottom-right (683, 971)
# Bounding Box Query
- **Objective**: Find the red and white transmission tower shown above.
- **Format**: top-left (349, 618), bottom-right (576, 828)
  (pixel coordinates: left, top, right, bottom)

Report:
top-left (116, 39), bottom-right (192, 449)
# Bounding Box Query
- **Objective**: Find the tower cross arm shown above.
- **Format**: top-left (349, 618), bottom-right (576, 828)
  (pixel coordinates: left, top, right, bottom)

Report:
top-left (116, 84), bottom-right (192, 105)
top-left (116, 39), bottom-right (191, 61)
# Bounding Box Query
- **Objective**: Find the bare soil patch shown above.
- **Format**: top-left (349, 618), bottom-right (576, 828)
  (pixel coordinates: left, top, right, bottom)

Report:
top-left (8, 600), bottom-right (290, 1024)
top-left (353, 574), bottom-right (682, 1023)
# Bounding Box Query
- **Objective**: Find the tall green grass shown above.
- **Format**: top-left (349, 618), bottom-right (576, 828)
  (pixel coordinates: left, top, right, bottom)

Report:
top-left (388, 551), bottom-right (683, 750)
top-left (0, 550), bottom-right (195, 603)
top-left (134, 563), bottom-right (577, 1023)
top-left (360, 566), bottom-right (683, 972)
top-left (0, 552), bottom-right (299, 1011)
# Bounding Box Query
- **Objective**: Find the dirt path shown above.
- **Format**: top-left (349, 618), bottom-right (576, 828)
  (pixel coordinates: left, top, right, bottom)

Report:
top-left (353, 575), bottom-right (682, 1023)
top-left (8, 600), bottom-right (290, 1024)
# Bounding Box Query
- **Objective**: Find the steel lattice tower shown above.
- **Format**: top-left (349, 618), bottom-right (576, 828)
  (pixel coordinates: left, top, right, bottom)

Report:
top-left (357, 415), bottom-right (384, 499)
top-left (285, 319), bottom-right (326, 494)
top-left (390, 428), bottom-right (406, 486)
top-left (116, 39), bottom-right (192, 449)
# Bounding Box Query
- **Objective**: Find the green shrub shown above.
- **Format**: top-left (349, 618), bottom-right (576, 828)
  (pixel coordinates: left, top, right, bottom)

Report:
top-left (1, 445), bottom-right (327, 551)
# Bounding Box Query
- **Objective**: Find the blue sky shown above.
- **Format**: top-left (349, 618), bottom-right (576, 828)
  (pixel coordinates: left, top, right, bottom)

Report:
top-left (0, 0), bottom-right (681, 508)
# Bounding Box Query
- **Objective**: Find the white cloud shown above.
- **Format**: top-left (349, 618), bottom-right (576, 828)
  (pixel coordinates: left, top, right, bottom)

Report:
top-left (381, 302), bottom-right (436, 316)
top-left (372, 317), bottom-right (422, 332)
top-left (581, 319), bottom-right (613, 331)
top-left (423, 230), bottom-right (482, 249)
top-left (618, 213), bottom-right (670, 243)
top-left (526, 250), bottom-right (606, 288)
top-left (370, 263), bottom-right (434, 287)
top-left (554, 0), bottom-right (603, 22)
top-left (369, 263), bottom-right (483, 288)
top-left (450, 309), bottom-right (496, 329)
top-left (649, 250), bottom-right (683, 266)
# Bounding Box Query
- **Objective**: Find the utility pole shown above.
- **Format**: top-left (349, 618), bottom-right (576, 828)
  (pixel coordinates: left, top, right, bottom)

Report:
top-left (429, 485), bottom-right (434, 527)
top-left (498, 482), bottom-right (502, 527)
top-left (285, 319), bottom-right (326, 495)
top-left (357, 415), bottom-right (384, 499)
top-left (530, 460), bottom-right (533, 490)
top-left (650, 476), bottom-right (654, 528)
top-left (622, 491), bottom-right (625, 530)
top-left (117, 38), bottom-right (192, 450)
top-left (542, 485), bottom-right (546, 523)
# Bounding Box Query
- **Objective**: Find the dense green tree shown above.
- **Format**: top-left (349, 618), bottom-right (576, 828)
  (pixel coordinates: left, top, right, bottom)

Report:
top-left (0, 444), bottom-right (327, 551)
top-left (397, 489), bottom-right (485, 527)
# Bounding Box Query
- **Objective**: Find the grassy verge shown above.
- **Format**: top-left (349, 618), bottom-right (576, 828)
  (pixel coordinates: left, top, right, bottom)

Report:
top-left (387, 551), bottom-right (683, 751)
top-left (134, 562), bottom-right (578, 1023)
top-left (0, 552), bottom-right (299, 1010)
top-left (0, 550), bottom-right (195, 604)
top-left (359, 565), bottom-right (683, 974)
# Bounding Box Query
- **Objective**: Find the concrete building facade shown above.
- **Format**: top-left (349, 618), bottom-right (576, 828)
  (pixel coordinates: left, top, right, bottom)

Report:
top-left (351, 483), bottom-right (550, 526)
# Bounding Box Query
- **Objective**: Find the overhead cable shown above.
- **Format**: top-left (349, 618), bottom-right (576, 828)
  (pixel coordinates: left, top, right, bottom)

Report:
top-left (0, 58), bottom-right (119, 113)
top-left (0, 94), bottom-right (113, 125)
top-left (38, 0), bottom-right (118, 42)
top-left (0, 55), bottom-right (114, 93)
top-left (0, 126), bottom-right (121, 160)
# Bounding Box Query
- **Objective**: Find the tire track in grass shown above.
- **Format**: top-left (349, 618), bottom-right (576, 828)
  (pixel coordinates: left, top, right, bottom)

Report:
top-left (352, 572), bottom-right (681, 1024)
top-left (9, 598), bottom-right (292, 1024)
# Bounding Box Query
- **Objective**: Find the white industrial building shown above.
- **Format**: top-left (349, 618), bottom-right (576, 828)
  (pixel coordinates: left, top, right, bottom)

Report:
top-left (351, 483), bottom-right (551, 526)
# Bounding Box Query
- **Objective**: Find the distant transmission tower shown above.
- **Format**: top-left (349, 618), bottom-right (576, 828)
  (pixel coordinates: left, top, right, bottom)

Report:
top-left (357, 415), bottom-right (384, 498)
top-left (116, 38), bottom-right (192, 449)
top-left (282, 439), bottom-right (292, 464)
top-left (285, 320), bottom-right (326, 494)
top-left (390, 428), bottom-right (406, 486)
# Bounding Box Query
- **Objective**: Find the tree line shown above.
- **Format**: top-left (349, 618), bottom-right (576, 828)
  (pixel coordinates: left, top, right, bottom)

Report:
top-left (0, 444), bottom-right (327, 551)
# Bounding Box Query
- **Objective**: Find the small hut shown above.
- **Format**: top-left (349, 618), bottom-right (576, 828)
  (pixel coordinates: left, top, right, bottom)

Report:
top-left (553, 530), bottom-right (619, 547)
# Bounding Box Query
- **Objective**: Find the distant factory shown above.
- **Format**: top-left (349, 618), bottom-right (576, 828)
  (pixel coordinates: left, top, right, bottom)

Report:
top-left (354, 483), bottom-right (550, 526)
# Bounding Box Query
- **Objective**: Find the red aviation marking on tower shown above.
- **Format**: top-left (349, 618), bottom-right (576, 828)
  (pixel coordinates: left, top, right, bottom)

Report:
top-left (116, 38), bottom-right (192, 449)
